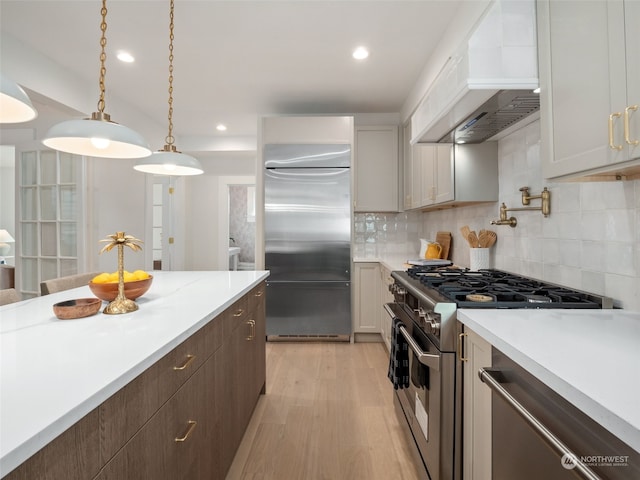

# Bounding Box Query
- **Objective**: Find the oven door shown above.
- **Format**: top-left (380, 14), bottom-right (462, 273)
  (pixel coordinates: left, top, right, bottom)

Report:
top-left (384, 303), bottom-right (458, 480)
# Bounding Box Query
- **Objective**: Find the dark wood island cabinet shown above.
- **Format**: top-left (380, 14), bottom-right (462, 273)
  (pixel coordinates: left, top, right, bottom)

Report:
top-left (3, 281), bottom-right (266, 480)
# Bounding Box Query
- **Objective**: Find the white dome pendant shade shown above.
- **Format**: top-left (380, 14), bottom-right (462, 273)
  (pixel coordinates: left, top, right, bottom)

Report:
top-left (134, 145), bottom-right (203, 175)
top-left (0, 74), bottom-right (38, 123)
top-left (134, 0), bottom-right (203, 176)
top-left (43, 111), bottom-right (151, 159)
top-left (42, 0), bottom-right (151, 159)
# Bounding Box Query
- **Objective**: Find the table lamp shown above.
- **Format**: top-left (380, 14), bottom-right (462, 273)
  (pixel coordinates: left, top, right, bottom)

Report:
top-left (0, 229), bottom-right (15, 258)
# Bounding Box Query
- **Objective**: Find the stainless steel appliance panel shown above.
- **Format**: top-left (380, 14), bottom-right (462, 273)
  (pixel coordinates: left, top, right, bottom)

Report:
top-left (265, 167), bottom-right (351, 282)
top-left (264, 143), bottom-right (352, 337)
top-left (486, 348), bottom-right (640, 480)
top-left (264, 143), bottom-right (351, 168)
top-left (266, 281), bottom-right (351, 336)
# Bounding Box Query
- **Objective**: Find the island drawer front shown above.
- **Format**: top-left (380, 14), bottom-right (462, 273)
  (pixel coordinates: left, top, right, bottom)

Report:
top-left (222, 293), bottom-right (249, 340)
top-left (99, 321), bottom-right (209, 462)
top-left (3, 408), bottom-right (101, 480)
top-left (248, 282), bottom-right (266, 315)
top-left (95, 356), bottom-right (211, 480)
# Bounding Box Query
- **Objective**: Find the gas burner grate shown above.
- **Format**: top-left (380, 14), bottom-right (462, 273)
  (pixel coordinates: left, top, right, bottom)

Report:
top-left (403, 267), bottom-right (606, 309)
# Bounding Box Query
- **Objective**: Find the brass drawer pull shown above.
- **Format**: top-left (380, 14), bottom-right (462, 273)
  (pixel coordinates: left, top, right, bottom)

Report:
top-left (173, 354), bottom-right (195, 371)
top-left (624, 105), bottom-right (639, 146)
top-left (246, 319), bottom-right (255, 340)
top-left (458, 332), bottom-right (468, 362)
top-left (174, 420), bottom-right (197, 443)
top-left (254, 290), bottom-right (264, 297)
top-left (233, 309), bottom-right (244, 317)
top-left (609, 112), bottom-right (623, 150)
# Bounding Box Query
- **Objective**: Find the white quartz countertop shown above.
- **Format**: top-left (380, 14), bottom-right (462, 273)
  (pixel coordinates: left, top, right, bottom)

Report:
top-left (0, 270), bottom-right (269, 477)
top-left (457, 308), bottom-right (640, 453)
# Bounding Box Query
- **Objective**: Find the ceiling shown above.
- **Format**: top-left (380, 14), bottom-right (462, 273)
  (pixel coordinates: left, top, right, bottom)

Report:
top-left (0, 0), bottom-right (465, 152)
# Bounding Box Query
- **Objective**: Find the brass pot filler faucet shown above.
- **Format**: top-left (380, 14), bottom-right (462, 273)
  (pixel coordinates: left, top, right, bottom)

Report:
top-left (490, 187), bottom-right (550, 228)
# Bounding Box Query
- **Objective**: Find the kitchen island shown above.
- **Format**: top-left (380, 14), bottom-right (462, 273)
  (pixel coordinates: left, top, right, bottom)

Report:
top-left (457, 308), bottom-right (640, 454)
top-left (0, 270), bottom-right (269, 479)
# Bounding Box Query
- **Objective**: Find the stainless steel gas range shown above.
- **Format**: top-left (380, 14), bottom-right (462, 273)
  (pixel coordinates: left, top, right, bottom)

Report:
top-left (385, 266), bottom-right (613, 480)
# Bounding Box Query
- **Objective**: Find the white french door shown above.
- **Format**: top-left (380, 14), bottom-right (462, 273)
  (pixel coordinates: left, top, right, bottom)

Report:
top-left (17, 149), bottom-right (85, 298)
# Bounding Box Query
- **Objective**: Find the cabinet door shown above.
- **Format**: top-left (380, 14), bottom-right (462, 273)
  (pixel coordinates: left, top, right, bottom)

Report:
top-left (403, 123), bottom-right (414, 210)
top-left (419, 145), bottom-right (436, 206)
top-left (354, 126), bottom-right (399, 212)
top-left (435, 144), bottom-right (454, 204)
top-left (539, 0), bottom-right (629, 179)
top-left (353, 263), bottom-right (380, 333)
top-left (625, 0), bottom-right (640, 161)
top-left (462, 327), bottom-right (492, 480)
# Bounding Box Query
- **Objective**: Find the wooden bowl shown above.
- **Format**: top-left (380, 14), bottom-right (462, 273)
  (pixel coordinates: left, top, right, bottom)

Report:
top-left (88, 276), bottom-right (153, 302)
top-left (53, 298), bottom-right (102, 320)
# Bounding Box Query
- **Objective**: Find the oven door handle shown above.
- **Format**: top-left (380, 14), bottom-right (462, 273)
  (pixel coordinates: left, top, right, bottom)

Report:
top-left (478, 368), bottom-right (602, 480)
top-left (399, 325), bottom-right (441, 371)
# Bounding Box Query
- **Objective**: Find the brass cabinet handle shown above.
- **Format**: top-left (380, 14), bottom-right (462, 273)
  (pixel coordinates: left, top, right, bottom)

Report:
top-left (624, 105), bottom-right (639, 146)
top-left (246, 319), bottom-right (255, 340)
top-left (609, 112), bottom-right (623, 150)
top-left (233, 309), bottom-right (244, 317)
top-left (173, 354), bottom-right (195, 371)
top-left (254, 290), bottom-right (264, 297)
top-left (458, 332), bottom-right (468, 362)
top-left (174, 420), bottom-right (197, 443)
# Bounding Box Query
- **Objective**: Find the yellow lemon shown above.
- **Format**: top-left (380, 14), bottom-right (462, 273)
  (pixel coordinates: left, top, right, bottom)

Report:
top-left (133, 270), bottom-right (150, 281)
top-left (107, 272), bottom-right (119, 283)
top-left (92, 272), bottom-right (110, 284)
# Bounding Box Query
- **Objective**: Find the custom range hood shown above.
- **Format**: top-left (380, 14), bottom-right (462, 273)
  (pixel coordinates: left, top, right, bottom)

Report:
top-left (411, 0), bottom-right (539, 145)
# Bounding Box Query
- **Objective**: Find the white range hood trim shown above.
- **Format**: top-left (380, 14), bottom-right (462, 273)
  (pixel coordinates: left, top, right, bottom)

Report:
top-left (410, 0), bottom-right (539, 145)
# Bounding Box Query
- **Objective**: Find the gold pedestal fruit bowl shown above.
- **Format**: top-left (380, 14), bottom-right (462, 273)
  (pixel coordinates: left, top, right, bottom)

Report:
top-left (89, 273), bottom-right (153, 302)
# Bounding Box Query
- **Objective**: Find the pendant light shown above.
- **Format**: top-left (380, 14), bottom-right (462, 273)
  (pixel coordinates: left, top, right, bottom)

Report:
top-left (0, 74), bottom-right (38, 123)
top-left (134, 0), bottom-right (203, 176)
top-left (42, 0), bottom-right (151, 159)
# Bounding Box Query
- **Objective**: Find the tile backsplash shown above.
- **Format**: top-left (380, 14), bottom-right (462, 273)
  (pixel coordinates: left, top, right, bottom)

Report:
top-left (355, 119), bottom-right (640, 310)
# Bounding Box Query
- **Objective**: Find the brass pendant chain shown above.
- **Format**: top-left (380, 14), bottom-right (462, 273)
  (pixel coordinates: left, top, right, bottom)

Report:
top-left (97, 0), bottom-right (108, 114)
top-left (165, 0), bottom-right (175, 148)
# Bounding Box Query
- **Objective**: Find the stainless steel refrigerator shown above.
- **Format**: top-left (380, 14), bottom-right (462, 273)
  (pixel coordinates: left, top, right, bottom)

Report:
top-left (264, 143), bottom-right (352, 340)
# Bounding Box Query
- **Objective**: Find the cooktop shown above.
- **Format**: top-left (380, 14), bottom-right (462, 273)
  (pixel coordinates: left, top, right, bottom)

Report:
top-left (404, 266), bottom-right (613, 309)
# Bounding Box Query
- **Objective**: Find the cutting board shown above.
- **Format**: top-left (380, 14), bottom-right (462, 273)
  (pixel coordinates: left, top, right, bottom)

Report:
top-left (436, 231), bottom-right (452, 260)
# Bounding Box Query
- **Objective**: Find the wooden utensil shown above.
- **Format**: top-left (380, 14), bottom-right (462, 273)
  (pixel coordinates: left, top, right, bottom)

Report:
top-left (485, 230), bottom-right (497, 247)
top-left (467, 231), bottom-right (479, 248)
top-left (460, 226), bottom-right (472, 247)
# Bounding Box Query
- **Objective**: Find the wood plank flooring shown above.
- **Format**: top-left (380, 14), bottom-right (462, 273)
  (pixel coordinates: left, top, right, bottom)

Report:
top-left (226, 342), bottom-right (425, 480)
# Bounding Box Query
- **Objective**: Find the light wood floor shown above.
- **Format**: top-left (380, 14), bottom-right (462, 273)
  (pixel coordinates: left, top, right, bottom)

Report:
top-left (226, 341), bottom-right (425, 480)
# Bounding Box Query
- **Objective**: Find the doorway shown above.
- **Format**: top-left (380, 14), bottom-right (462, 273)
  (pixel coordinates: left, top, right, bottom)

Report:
top-left (217, 176), bottom-right (256, 271)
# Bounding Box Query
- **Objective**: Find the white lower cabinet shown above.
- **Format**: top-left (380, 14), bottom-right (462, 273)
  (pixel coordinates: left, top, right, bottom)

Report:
top-left (462, 326), bottom-right (492, 480)
top-left (353, 263), bottom-right (381, 336)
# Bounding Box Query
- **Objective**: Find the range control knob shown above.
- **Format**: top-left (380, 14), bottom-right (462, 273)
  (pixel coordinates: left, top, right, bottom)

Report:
top-left (425, 312), bottom-right (440, 335)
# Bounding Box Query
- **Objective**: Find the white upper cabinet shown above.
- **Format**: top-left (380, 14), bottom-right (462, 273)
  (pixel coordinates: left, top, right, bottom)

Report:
top-left (354, 125), bottom-right (399, 212)
top-left (403, 140), bottom-right (498, 212)
top-left (539, 0), bottom-right (640, 180)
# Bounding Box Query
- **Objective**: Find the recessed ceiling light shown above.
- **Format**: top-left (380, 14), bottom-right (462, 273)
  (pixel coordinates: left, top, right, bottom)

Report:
top-left (352, 47), bottom-right (369, 60)
top-left (216, 124), bottom-right (227, 132)
top-left (117, 51), bottom-right (135, 63)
